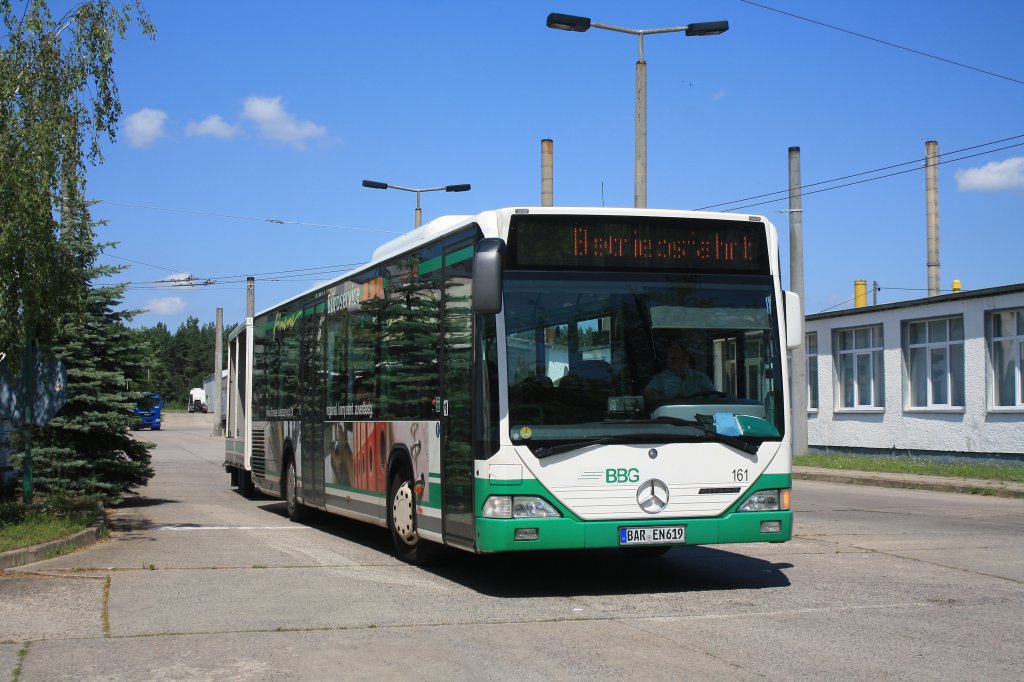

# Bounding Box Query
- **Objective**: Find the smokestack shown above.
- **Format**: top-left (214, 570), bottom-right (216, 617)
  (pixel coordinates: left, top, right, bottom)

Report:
top-left (926, 140), bottom-right (940, 296)
top-left (854, 280), bottom-right (867, 308)
top-left (541, 139), bottom-right (553, 207)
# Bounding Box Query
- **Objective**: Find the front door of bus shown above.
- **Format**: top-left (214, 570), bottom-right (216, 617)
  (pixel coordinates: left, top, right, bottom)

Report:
top-left (441, 239), bottom-right (475, 545)
top-left (299, 305), bottom-right (325, 508)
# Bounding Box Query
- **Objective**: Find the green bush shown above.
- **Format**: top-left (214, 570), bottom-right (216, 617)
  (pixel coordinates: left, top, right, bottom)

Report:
top-left (0, 497), bottom-right (98, 552)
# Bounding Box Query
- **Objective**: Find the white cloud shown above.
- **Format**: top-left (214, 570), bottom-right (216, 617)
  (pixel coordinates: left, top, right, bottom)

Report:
top-left (123, 108), bottom-right (168, 148)
top-left (185, 114), bottom-right (240, 139)
top-left (955, 157), bottom-right (1024, 192)
top-left (241, 96), bottom-right (326, 149)
top-left (144, 296), bottom-right (186, 315)
top-left (712, 89), bottom-right (726, 100)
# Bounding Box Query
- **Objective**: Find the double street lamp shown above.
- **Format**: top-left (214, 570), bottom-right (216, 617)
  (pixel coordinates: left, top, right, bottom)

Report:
top-left (361, 180), bottom-right (471, 228)
top-left (546, 13), bottom-right (728, 208)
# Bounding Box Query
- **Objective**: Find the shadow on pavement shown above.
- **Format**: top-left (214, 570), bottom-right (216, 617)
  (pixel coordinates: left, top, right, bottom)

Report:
top-left (116, 496), bottom-right (181, 509)
top-left (258, 502), bottom-right (793, 597)
top-left (257, 502), bottom-right (396, 555)
top-left (428, 546), bottom-right (793, 597)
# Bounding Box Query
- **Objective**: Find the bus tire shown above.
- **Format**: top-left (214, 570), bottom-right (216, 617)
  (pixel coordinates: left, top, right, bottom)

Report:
top-left (388, 469), bottom-right (435, 565)
top-left (285, 457), bottom-right (307, 523)
top-left (229, 467), bottom-right (239, 488)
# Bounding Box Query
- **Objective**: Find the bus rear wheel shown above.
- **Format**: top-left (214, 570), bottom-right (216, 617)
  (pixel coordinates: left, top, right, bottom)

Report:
top-left (285, 458), bottom-right (307, 523)
top-left (388, 470), bottom-right (435, 565)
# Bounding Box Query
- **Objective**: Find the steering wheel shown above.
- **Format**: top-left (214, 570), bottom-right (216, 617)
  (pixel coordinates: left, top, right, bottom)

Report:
top-left (685, 390), bottom-right (728, 399)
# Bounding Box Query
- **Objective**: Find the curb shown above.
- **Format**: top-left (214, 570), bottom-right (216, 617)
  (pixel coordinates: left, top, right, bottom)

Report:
top-left (0, 505), bottom-right (106, 571)
top-left (794, 468), bottom-right (1024, 500)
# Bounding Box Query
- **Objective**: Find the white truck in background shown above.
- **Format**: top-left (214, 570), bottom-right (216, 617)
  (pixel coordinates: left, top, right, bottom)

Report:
top-left (202, 370), bottom-right (228, 428)
top-left (187, 387), bottom-right (208, 413)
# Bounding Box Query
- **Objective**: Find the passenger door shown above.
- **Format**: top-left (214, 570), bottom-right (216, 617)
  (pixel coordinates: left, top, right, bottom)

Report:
top-left (441, 237), bottom-right (476, 545)
top-left (299, 302), bottom-right (326, 508)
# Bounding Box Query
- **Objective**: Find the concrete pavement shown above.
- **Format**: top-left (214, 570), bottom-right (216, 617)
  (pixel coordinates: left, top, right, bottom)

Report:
top-left (3, 421), bottom-right (1021, 571)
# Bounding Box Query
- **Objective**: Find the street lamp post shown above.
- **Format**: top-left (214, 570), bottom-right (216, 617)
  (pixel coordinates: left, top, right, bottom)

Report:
top-left (361, 180), bottom-right (471, 228)
top-left (546, 13), bottom-right (728, 208)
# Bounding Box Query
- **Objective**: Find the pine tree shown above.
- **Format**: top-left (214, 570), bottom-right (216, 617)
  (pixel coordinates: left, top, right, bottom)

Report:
top-left (133, 323), bottom-right (173, 398)
top-left (17, 216), bottom-right (155, 503)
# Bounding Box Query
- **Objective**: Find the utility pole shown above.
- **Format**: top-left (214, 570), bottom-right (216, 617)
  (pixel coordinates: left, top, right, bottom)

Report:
top-left (635, 50), bottom-right (647, 208)
top-left (541, 138), bottom-right (554, 207)
top-left (247, 277), bottom-right (255, 318)
top-left (788, 146), bottom-right (807, 458)
top-left (213, 307), bottom-right (223, 437)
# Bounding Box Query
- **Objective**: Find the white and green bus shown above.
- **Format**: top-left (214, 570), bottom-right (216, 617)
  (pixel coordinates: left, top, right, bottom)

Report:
top-left (224, 207), bottom-right (801, 563)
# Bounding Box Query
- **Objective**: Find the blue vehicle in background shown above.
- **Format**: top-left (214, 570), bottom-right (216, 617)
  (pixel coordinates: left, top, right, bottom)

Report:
top-left (134, 394), bottom-right (164, 430)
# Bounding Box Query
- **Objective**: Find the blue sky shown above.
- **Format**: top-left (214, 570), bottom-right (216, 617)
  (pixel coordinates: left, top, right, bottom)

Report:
top-left (82, 0), bottom-right (1024, 329)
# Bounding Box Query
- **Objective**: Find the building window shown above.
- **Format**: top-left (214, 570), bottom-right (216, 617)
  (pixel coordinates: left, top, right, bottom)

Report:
top-left (833, 325), bottom-right (884, 409)
top-left (987, 309), bottom-right (1023, 408)
top-left (806, 332), bottom-right (818, 411)
top-left (903, 316), bottom-right (964, 408)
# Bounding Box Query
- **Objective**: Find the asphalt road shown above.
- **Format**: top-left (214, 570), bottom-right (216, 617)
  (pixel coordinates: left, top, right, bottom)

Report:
top-left (2, 412), bottom-right (1022, 681)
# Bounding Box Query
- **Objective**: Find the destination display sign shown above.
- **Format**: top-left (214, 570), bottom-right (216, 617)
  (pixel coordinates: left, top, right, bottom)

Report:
top-left (507, 215), bottom-right (770, 274)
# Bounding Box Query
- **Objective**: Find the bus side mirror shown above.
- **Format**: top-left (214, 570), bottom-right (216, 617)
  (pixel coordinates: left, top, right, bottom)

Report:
top-left (471, 238), bottom-right (505, 314)
top-left (784, 290), bottom-right (803, 349)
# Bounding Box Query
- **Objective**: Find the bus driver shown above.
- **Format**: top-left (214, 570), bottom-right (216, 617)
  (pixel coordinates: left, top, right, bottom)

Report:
top-left (644, 345), bottom-right (715, 403)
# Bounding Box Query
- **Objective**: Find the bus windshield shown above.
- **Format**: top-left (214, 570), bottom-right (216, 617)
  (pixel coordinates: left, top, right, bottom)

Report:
top-left (503, 271), bottom-right (784, 450)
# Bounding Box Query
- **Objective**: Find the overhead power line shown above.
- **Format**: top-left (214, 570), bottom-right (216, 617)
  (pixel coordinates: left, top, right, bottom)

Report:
top-left (103, 254), bottom-right (362, 290)
top-left (96, 200), bottom-right (402, 235)
top-left (739, 0), bottom-right (1024, 86)
top-left (698, 134), bottom-right (1024, 213)
top-left (815, 284), bottom-right (961, 314)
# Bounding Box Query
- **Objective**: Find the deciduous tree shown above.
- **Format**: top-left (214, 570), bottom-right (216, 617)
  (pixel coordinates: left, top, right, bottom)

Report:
top-left (0, 0), bottom-right (154, 354)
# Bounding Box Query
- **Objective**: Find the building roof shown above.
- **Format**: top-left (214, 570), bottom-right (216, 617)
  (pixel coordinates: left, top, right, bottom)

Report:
top-left (807, 282), bottom-right (1024, 322)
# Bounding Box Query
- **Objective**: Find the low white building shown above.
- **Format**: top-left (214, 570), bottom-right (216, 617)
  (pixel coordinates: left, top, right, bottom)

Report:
top-left (804, 283), bottom-right (1024, 461)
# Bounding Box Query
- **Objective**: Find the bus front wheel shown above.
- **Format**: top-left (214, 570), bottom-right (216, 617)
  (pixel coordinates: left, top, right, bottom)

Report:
top-left (388, 470), bottom-right (435, 565)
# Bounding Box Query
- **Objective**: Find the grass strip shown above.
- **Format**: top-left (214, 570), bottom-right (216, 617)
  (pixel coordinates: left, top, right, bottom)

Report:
top-left (0, 498), bottom-right (98, 553)
top-left (795, 454), bottom-right (1024, 483)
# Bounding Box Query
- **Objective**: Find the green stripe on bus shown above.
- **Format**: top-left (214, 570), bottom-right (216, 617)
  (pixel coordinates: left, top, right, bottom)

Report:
top-left (418, 254), bottom-right (442, 275)
top-left (419, 244), bottom-right (474, 275)
top-left (446, 244), bottom-right (474, 266)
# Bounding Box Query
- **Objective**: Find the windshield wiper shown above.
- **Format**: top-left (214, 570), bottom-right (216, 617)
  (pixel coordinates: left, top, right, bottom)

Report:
top-left (530, 418), bottom-right (762, 458)
top-left (534, 437), bottom-right (620, 459)
top-left (654, 416), bottom-right (760, 455)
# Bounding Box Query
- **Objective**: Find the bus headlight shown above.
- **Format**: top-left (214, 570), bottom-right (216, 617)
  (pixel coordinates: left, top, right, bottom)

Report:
top-left (737, 489), bottom-right (791, 512)
top-left (483, 496), bottom-right (562, 519)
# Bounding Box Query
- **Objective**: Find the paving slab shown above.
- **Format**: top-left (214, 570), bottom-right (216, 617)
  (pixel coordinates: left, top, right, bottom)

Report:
top-left (0, 573), bottom-right (105, 641)
top-left (17, 621), bottom-right (755, 682)
top-left (0, 643), bottom-right (22, 680)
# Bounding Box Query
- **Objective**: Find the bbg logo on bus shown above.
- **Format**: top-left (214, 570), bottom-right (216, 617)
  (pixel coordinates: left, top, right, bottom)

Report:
top-left (606, 467), bottom-right (640, 483)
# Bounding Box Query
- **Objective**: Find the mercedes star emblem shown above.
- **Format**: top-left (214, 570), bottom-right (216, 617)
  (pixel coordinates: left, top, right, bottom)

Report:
top-left (637, 478), bottom-right (670, 514)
